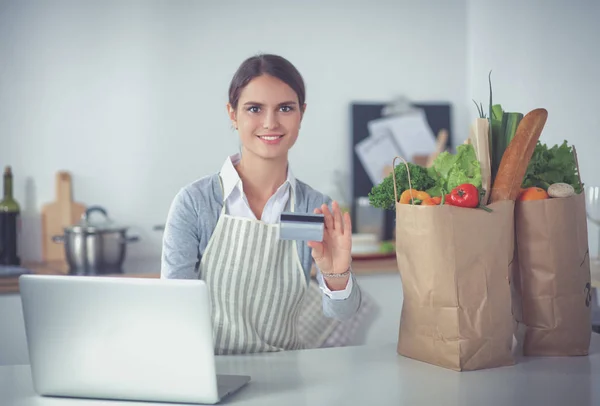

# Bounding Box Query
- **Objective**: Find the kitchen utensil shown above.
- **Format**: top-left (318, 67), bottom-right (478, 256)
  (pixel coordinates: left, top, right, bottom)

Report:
top-left (41, 172), bottom-right (86, 262)
top-left (52, 206), bottom-right (139, 275)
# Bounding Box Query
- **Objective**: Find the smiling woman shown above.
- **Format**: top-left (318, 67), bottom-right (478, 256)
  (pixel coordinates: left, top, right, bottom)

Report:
top-left (160, 54), bottom-right (362, 355)
top-left (228, 73), bottom-right (303, 170)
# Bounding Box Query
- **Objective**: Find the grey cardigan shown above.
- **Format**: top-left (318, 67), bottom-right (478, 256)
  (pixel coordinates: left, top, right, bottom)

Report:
top-left (160, 172), bottom-right (361, 321)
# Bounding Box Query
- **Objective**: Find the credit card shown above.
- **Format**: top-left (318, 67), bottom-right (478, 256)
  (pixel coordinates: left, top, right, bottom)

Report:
top-left (279, 212), bottom-right (324, 242)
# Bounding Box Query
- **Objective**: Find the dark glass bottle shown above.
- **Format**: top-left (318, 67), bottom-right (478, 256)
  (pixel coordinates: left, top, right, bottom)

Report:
top-left (0, 166), bottom-right (21, 265)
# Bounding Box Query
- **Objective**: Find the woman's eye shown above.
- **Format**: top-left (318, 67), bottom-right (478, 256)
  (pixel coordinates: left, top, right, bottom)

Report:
top-left (247, 106), bottom-right (260, 113)
top-left (280, 105), bottom-right (293, 112)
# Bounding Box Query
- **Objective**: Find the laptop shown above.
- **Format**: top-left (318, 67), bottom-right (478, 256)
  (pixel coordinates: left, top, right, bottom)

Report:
top-left (19, 274), bottom-right (250, 404)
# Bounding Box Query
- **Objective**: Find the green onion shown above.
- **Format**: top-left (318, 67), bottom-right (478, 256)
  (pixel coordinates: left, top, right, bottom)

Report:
top-left (472, 99), bottom-right (486, 119)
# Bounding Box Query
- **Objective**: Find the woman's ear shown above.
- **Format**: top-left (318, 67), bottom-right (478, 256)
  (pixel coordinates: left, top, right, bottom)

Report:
top-left (226, 103), bottom-right (237, 129)
top-left (300, 103), bottom-right (307, 119)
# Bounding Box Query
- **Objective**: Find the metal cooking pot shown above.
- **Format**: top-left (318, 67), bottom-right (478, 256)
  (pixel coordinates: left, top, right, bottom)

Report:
top-left (53, 206), bottom-right (140, 275)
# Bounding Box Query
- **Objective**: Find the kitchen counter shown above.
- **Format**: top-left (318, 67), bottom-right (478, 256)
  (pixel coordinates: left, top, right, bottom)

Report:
top-left (0, 257), bottom-right (162, 294)
top-left (2, 334), bottom-right (599, 406)
top-left (0, 256), bottom-right (399, 294)
top-left (2, 254), bottom-right (600, 295)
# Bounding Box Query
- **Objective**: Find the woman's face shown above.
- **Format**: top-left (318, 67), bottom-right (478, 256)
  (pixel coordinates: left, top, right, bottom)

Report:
top-left (228, 74), bottom-right (305, 161)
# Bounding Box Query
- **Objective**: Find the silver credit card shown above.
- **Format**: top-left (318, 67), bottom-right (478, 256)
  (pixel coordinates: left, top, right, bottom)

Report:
top-left (279, 212), bottom-right (324, 242)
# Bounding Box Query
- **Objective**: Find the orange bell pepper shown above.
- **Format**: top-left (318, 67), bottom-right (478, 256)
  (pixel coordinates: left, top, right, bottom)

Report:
top-left (399, 189), bottom-right (431, 205)
top-left (421, 196), bottom-right (442, 206)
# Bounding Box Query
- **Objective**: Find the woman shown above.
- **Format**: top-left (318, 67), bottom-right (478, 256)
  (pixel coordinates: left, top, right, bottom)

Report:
top-left (161, 53), bottom-right (361, 354)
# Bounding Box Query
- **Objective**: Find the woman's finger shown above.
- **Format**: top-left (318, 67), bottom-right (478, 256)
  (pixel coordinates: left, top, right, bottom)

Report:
top-left (307, 241), bottom-right (324, 260)
top-left (343, 210), bottom-right (352, 237)
top-left (322, 203), bottom-right (334, 231)
top-left (332, 201), bottom-right (344, 234)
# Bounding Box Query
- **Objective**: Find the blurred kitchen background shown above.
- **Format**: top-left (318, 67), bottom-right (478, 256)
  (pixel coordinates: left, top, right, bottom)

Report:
top-left (2, 0), bottom-right (597, 261)
top-left (1, 0), bottom-right (600, 365)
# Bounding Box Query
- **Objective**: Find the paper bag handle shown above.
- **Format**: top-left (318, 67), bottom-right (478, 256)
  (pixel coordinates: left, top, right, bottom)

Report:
top-left (572, 146), bottom-right (583, 190)
top-left (392, 156), bottom-right (415, 204)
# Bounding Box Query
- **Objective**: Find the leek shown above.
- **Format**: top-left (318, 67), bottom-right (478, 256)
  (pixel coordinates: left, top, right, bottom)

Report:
top-left (470, 118), bottom-right (491, 205)
top-left (487, 71), bottom-right (523, 183)
top-left (504, 112), bottom-right (523, 147)
top-left (490, 103), bottom-right (504, 182)
top-left (491, 107), bottom-right (523, 182)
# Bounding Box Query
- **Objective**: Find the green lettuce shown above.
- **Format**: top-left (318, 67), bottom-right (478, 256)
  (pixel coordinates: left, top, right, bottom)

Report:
top-left (522, 140), bottom-right (582, 193)
top-left (426, 144), bottom-right (482, 196)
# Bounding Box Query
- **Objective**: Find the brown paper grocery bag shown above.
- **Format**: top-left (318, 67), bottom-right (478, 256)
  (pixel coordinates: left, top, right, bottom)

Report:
top-left (393, 182), bottom-right (515, 369)
top-left (513, 192), bottom-right (592, 356)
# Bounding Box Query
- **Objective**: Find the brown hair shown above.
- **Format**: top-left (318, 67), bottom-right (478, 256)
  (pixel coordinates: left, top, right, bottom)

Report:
top-left (228, 54), bottom-right (306, 110)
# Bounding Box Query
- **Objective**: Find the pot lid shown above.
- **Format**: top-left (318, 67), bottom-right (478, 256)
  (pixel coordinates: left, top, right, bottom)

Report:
top-left (66, 206), bottom-right (126, 233)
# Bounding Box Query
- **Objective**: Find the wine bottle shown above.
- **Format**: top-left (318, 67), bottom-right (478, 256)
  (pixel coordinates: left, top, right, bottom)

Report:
top-left (0, 166), bottom-right (21, 265)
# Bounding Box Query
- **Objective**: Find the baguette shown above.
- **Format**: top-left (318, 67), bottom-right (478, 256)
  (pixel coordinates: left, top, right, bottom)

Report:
top-left (489, 108), bottom-right (548, 202)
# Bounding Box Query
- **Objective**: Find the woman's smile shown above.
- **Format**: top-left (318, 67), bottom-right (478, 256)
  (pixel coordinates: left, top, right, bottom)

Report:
top-left (257, 134), bottom-right (285, 144)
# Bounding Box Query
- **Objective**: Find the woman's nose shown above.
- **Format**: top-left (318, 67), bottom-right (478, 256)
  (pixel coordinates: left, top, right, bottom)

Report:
top-left (263, 111), bottom-right (279, 130)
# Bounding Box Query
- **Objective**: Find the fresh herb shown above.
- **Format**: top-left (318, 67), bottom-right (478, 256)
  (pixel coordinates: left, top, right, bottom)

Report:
top-left (368, 163), bottom-right (436, 210)
top-left (522, 140), bottom-right (582, 193)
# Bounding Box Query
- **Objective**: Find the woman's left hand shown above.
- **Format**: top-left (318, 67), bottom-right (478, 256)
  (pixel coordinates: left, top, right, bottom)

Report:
top-left (307, 201), bottom-right (352, 289)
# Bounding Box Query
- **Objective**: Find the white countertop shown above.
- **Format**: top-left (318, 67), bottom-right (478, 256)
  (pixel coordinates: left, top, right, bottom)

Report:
top-left (2, 334), bottom-right (599, 406)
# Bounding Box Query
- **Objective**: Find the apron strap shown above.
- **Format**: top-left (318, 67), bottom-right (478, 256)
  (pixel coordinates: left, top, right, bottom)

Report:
top-left (217, 174), bottom-right (227, 216)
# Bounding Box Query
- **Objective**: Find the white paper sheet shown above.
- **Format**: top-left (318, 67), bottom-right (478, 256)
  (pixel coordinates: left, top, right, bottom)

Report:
top-left (367, 109), bottom-right (436, 162)
top-left (354, 132), bottom-right (402, 186)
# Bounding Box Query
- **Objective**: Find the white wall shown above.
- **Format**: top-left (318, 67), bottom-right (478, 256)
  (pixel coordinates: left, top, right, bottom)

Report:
top-left (0, 0), bottom-right (468, 262)
top-left (467, 0), bottom-right (600, 255)
top-left (1, 0), bottom-right (600, 365)
top-left (3, 0), bottom-right (598, 261)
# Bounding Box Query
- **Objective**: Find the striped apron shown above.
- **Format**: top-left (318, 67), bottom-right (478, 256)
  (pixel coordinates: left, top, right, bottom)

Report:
top-left (198, 184), bottom-right (308, 354)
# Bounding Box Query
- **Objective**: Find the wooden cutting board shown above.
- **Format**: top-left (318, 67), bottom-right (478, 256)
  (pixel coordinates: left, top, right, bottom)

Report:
top-left (41, 171), bottom-right (86, 262)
